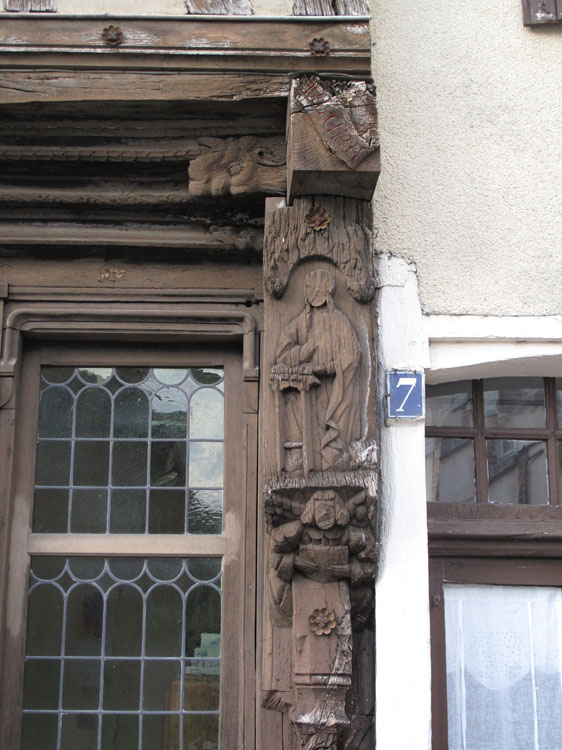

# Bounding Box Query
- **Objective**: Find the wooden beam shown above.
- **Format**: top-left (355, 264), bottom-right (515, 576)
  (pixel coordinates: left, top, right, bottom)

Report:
top-left (0, 18), bottom-right (371, 77)
top-left (0, 71), bottom-right (289, 106)
top-left (27, 533), bottom-right (225, 556)
top-left (0, 222), bottom-right (263, 252)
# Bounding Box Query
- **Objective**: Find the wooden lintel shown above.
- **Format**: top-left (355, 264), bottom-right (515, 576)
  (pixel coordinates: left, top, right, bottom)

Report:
top-left (0, 222), bottom-right (264, 253)
top-left (0, 71), bottom-right (290, 106)
top-left (0, 18), bottom-right (371, 82)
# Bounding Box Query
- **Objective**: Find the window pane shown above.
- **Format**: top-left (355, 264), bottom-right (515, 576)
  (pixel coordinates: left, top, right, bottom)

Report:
top-left (445, 584), bottom-right (562, 750)
top-left (22, 558), bottom-right (222, 748)
top-left (425, 437), bottom-right (476, 503)
top-left (483, 377), bottom-right (546, 429)
top-left (487, 439), bottom-right (548, 505)
top-left (34, 366), bottom-right (224, 534)
top-left (426, 381), bottom-right (473, 427)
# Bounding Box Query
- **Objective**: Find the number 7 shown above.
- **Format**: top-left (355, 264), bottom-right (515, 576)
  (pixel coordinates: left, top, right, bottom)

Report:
top-left (396, 377), bottom-right (417, 412)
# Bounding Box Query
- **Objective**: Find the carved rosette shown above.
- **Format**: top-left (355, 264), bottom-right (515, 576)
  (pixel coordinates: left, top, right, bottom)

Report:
top-left (263, 189), bottom-right (377, 748)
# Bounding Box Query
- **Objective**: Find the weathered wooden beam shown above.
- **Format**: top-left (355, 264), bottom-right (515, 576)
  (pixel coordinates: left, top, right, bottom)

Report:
top-left (0, 222), bottom-right (263, 253)
top-left (0, 18), bottom-right (371, 77)
top-left (292, 0), bottom-right (368, 15)
top-left (4, 0), bottom-right (55, 9)
top-left (287, 75), bottom-right (380, 202)
top-left (0, 142), bottom-right (204, 163)
top-left (185, 0), bottom-right (253, 13)
top-left (0, 72), bottom-right (289, 106)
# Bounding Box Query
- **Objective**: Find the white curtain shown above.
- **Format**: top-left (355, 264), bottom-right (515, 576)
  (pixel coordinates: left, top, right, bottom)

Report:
top-left (444, 584), bottom-right (562, 750)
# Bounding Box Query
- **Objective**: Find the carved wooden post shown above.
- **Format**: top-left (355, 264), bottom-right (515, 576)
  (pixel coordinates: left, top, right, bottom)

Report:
top-left (261, 77), bottom-right (379, 749)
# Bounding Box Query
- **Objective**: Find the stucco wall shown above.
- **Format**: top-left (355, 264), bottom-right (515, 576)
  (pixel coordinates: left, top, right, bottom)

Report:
top-left (371, 0), bottom-right (562, 316)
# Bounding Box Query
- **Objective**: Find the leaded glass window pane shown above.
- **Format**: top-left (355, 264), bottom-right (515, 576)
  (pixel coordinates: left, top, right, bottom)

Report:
top-left (34, 367), bottom-right (224, 534)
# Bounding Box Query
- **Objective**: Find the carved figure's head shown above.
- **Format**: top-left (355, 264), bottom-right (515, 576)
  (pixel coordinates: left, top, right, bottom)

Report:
top-left (301, 489), bottom-right (350, 530)
top-left (304, 269), bottom-right (335, 308)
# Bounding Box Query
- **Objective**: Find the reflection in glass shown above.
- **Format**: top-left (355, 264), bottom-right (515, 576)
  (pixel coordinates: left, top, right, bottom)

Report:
top-left (26, 585), bottom-right (63, 655)
top-left (149, 489), bottom-right (185, 534)
top-left (425, 437), bottom-right (476, 503)
top-left (112, 442), bottom-right (148, 487)
top-left (23, 660), bottom-right (60, 709)
top-left (109, 489), bottom-right (146, 534)
top-left (105, 587), bottom-right (143, 656)
top-left (151, 442), bottom-right (186, 487)
top-left (114, 388), bottom-right (148, 438)
top-left (103, 661), bottom-right (141, 711)
top-left (35, 366), bottom-right (224, 534)
top-left (21, 714), bottom-right (58, 750)
top-left (23, 558), bottom-right (222, 749)
top-left (74, 441), bottom-right (109, 487)
top-left (189, 443), bottom-right (223, 487)
top-left (183, 714), bottom-right (219, 750)
top-left (152, 387), bottom-right (187, 439)
top-left (190, 388), bottom-right (224, 439)
top-left (188, 490), bottom-right (222, 534)
top-left (36, 441), bottom-right (71, 486)
top-left (71, 489), bottom-right (107, 533)
top-left (184, 661), bottom-right (220, 710)
top-left (65, 585), bottom-right (103, 655)
top-left (185, 586), bottom-right (221, 658)
top-left (143, 660), bottom-right (181, 710)
top-left (101, 715), bottom-right (139, 750)
top-left (39, 387), bottom-right (73, 437)
top-left (487, 440), bottom-right (548, 505)
top-left (33, 489), bottom-right (68, 533)
top-left (60, 715), bottom-right (98, 750)
top-left (62, 659), bottom-right (100, 709)
top-left (426, 381), bottom-right (473, 427)
top-left (146, 586), bottom-right (183, 657)
top-left (76, 388), bottom-right (111, 438)
top-left (483, 378), bottom-right (545, 429)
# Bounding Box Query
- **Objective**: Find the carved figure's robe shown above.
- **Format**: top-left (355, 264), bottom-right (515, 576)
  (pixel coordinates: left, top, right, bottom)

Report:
top-left (276, 303), bottom-right (361, 471)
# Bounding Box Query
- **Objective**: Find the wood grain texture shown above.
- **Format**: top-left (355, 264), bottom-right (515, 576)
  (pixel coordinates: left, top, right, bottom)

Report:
top-left (0, 18), bottom-right (371, 76)
top-left (0, 71), bottom-right (289, 105)
top-left (4, 0), bottom-right (55, 9)
top-left (262, 196), bottom-right (377, 749)
top-left (293, 0), bottom-right (368, 15)
top-left (186, 0), bottom-right (253, 13)
top-left (288, 76), bottom-right (380, 201)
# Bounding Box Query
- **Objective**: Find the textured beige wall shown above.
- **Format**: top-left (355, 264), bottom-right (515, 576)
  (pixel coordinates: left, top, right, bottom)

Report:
top-left (372, 0), bottom-right (562, 316)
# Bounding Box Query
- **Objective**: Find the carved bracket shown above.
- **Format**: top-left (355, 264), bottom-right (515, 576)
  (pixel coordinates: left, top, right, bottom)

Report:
top-left (287, 76), bottom-right (380, 201)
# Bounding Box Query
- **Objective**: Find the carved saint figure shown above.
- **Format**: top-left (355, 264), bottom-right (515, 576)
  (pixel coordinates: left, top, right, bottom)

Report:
top-left (271, 269), bottom-right (361, 473)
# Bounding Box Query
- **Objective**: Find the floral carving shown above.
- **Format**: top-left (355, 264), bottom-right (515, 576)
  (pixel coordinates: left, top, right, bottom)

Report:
top-left (309, 607), bottom-right (336, 636)
top-left (102, 26), bottom-right (124, 47)
top-left (309, 38), bottom-right (331, 56)
top-left (305, 206), bottom-right (331, 231)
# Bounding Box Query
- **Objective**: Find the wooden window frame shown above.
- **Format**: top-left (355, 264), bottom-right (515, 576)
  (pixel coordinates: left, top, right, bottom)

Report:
top-left (427, 377), bottom-right (562, 557)
top-left (429, 556), bottom-right (562, 750)
top-left (427, 377), bottom-right (562, 506)
top-left (0, 321), bottom-right (258, 749)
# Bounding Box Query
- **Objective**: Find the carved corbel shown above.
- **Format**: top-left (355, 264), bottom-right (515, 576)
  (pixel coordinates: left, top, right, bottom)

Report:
top-left (188, 135), bottom-right (286, 197)
top-left (287, 75), bottom-right (380, 202)
top-left (262, 192), bottom-right (377, 748)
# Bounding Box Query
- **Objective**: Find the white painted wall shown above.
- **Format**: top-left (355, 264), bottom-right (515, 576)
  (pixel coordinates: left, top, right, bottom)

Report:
top-left (375, 254), bottom-right (432, 750)
top-left (371, 0), bottom-right (562, 316)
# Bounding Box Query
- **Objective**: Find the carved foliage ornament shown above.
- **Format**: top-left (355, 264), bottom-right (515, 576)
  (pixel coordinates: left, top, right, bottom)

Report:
top-left (264, 197), bottom-right (375, 303)
top-left (292, 76), bottom-right (379, 170)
